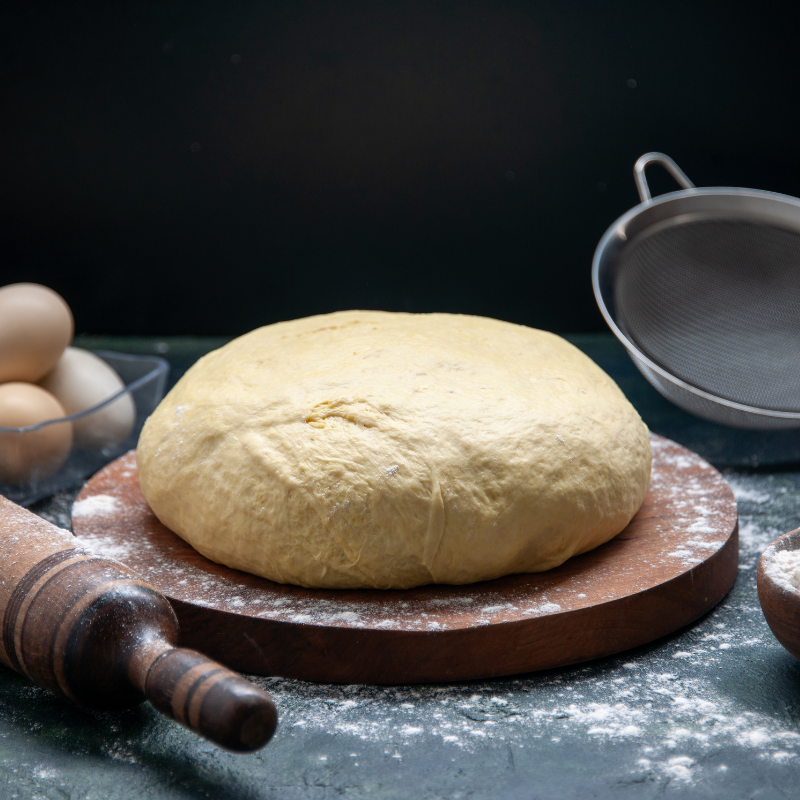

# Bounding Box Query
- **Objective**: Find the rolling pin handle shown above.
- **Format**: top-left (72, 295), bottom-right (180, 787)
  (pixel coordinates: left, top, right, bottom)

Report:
top-left (142, 647), bottom-right (278, 752)
top-left (0, 493), bottom-right (278, 752)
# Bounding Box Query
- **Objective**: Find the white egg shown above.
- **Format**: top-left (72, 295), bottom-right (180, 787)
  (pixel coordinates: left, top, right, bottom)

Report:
top-left (40, 348), bottom-right (135, 450)
top-left (0, 383), bottom-right (73, 485)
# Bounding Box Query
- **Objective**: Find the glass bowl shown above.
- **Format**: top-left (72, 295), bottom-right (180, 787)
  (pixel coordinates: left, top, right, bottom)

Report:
top-left (0, 350), bottom-right (169, 506)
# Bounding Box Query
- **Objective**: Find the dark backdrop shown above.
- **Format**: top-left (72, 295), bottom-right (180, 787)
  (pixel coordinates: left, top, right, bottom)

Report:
top-left (2, 1), bottom-right (799, 335)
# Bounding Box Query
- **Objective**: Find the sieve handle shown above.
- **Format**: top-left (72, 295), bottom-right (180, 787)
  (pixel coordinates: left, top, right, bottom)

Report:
top-left (634, 153), bottom-right (695, 202)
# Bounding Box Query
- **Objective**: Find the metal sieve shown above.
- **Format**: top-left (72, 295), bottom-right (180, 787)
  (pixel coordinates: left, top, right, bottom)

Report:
top-left (593, 152), bottom-right (800, 430)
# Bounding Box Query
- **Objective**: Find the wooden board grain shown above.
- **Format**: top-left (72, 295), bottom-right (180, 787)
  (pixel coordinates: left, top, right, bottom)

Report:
top-left (72, 434), bottom-right (738, 684)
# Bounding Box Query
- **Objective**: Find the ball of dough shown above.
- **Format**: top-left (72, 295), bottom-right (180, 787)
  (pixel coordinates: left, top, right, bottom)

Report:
top-left (40, 347), bottom-right (135, 450)
top-left (137, 312), bottom-right (652, 589)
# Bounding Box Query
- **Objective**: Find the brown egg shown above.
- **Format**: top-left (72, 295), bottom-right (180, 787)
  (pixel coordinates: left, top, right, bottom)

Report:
top-left (0, 283), bottom-right (74, 383)
top-left (0, 383), bottom-right (73, 485)
top-left (40, 347), bottom-right (135, 450)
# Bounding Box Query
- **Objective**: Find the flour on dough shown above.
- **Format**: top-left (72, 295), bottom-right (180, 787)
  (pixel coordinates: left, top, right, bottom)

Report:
top-left (137, 311), bottom-right (651, 589)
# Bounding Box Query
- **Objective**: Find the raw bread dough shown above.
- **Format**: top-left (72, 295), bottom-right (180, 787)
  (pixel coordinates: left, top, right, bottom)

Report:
top-left (137, 311), bottom-right (651, 589)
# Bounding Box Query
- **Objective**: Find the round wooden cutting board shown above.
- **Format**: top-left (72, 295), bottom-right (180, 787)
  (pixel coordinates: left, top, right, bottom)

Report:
top-left (72, 434), bottom-right (738, 684)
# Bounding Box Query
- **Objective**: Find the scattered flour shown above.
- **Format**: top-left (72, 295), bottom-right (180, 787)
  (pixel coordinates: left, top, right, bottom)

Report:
top-left (32, 767), bottom-right (58, 780)
top-left (258, 641), bottom-right (799, 789)
top-left (727, 479), bottom-right (771, 505)
top-left (739, 520), bottom-right (783, 571)
top-left (72, 494), bottom-right (122, 518)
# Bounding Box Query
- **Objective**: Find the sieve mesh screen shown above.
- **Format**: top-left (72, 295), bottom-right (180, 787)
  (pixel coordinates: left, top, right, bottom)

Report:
top-left (615, 218), bottom-right (800, 413)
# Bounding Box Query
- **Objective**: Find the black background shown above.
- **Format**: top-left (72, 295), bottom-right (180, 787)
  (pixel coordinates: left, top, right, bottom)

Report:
top-left (2, 1), bottom-right (799, 335)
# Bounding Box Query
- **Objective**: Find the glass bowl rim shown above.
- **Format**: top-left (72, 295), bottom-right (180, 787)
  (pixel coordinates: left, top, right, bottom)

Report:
top-left (0, 350), bottom-right (169, 433)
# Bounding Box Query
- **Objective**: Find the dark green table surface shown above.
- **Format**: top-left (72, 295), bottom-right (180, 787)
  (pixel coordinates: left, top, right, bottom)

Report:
top-left (4, 334), bottom-right (800, 800)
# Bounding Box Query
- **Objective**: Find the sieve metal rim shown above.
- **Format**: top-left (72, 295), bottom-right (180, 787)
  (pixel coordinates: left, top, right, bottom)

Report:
top-left (592, 180), bottom-right (800, 422)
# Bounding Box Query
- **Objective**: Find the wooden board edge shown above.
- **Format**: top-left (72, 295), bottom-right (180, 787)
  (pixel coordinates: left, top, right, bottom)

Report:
top-left (172, 520), bottom-right (739, 684)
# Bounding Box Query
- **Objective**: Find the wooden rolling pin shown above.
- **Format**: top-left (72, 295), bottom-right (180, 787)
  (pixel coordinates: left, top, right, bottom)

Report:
top-left (0, 494), bottom-right (277, 752)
